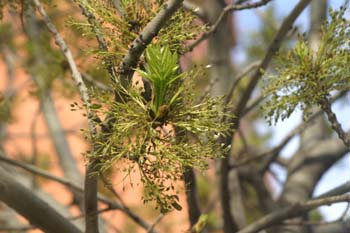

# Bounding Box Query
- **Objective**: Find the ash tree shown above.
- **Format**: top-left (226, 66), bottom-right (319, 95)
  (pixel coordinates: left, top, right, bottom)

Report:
top-left (1, 0), bottom-right (350, 233)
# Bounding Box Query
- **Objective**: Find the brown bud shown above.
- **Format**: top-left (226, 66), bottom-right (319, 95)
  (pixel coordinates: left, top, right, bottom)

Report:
top-left (157, 105), bottom-right (169, 120)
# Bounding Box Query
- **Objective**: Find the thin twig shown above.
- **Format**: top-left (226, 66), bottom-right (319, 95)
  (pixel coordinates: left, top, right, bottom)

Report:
top-left (33, 0), bottom-right (96, 133)
top-left (78, 1), bottom-right (118, 81)
top-left (218, 3), bottom-right (312, 229)
top-left (187, 0), bottom-right (273, 52)
top-left (147, 214), bottom-right (164, 233)
top-left (237, 127), bottom-right (250, 156)
top-left (233, 0), bottom-right (311, 119)
top-left (224, 60), bottom-right (260, 106)
top-left (0, 152), bottom-right (155, 231)
top-left (282, 218), bottom-right (345, 226)
top-left (32, 1), bottom-right (100, 231)
top-left (229, 103), bottom-right (325, 169)
top-left (197, 76), bottom-right (220, 103)
top-left (319, 97), bottom-right (350, 150)
top-left (100, 174), bottom-right (126, 206)
top-left (70, 206), bottom-right (113, 221)
top-left (242, 94), bottom-right (266, 116)
top-left (82, 73), bottom-right (113, 91)
top-left (338, 203), bottom-right (350, 220)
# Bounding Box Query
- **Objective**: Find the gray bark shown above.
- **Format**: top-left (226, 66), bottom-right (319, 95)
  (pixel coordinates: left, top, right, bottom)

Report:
top-left (0, 165), bottom-right (82, 233)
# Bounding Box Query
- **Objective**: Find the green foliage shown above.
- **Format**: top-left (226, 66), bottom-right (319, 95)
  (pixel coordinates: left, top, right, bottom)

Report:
top-left (263, 7), bottom-right (350, 124)
top-left (0, 93), bottom-right (12, 123)
top-left (191, 214), bottom-right (209, 233)
top-left (0, 0), bottom-right (21, 20)
top-left (136, 44), bottom-right (184, 118)
top-left (0, 23), bottom-right (15, 50)
top-left (87, 45), bottom-right (231, 213)
top-left (70, 0), bottom-right (201, 67)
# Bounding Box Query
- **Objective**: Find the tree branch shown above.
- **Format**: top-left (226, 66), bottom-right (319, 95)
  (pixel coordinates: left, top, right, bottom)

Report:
top-left (78, 0), bottom-right (118, 80)
top-left (233, 0), bottom-right (311, 118)
top-left (0, 152), bottom-right (155, 232)
top-left (32, 1), bottom-right (100, 231)
top-left (187, 0), bottom-right (273, 52)
top-left (118, 0), bottom-right (184, 86)
top-left (219, 1), bottom-right (311, 231)
top-left (317, 181), bottom-right (350, 198)
top-left (0, 165), bottom-right (82, 233)
top-left (238, 194), bottom-right (350, 233)
top-left (183, 168), bottom-right (201, 226)
top-left (319, 97), bottom-right (350, 150)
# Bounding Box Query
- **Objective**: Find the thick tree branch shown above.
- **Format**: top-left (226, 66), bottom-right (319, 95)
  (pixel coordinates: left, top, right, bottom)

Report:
top-left (318, 181), bottom-right (350, 198)
top-left (238, 194), bottom-right (350, 233)
top-left (183, 1), bottom-right (206, 19)
top-left (183, 168), bottom-right (201, 227)
top-left (0, 165), bottom-right (82, 233)
top-left (118, 0), bottom-right (184, 86)
top-left (280, 138), bottom-right (347, 205)
top-left (0, 152), bottom-right (155, 232)
top-left (219, 1), bottom-right (311, 231)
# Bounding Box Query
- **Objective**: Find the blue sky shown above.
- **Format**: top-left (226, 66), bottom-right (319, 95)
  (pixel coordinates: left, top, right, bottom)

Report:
top-left (233, 0), bottom-right (350, 220)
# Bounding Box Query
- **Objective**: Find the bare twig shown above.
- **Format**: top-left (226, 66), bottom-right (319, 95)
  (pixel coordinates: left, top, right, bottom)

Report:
top-left (338, 203), bottom-right (350, 220)
top-left (229, 105), bottom-right (326, 170)
top-left (242, 94), bottom-right (266, 116)
top-left (282, 218), bottom-right (345, 226)
top-left (197, 76), bottom-right (219, 103)
top-left (33, 0), bottom-right (97, 133)
top-left (319, 97), bottom-right (350, 150)
top-left (224, 60), bottom-right (260, 106)
top-left (0, 152), bottom-right (81, 191)
top-left (219, 3), bottom-right (311, 230)
top-left (0, 152), bottom-right (155, 231)
top-left (70, 207), bottom-right (113, 221)
top-left (82, 73), bottom-right (113, 91)
top-left (32, 1), bottom-right (100, 231)
top-left (147, 214), bottom-right (164, 233)
top-left (237, 92), bottom-right (347, 171)
top-left (233, 0), bottom-right (311, 118)
top-left (187, 0), bottom-right (273, 52)
top-left (78, 1), bottom-right (118, 80)
top-left (317, 181), bottom-right (350, 198)
top-left (238, 194), bottom-right (350, 233)
top-left (100, 174), bottom-right (126, 206)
